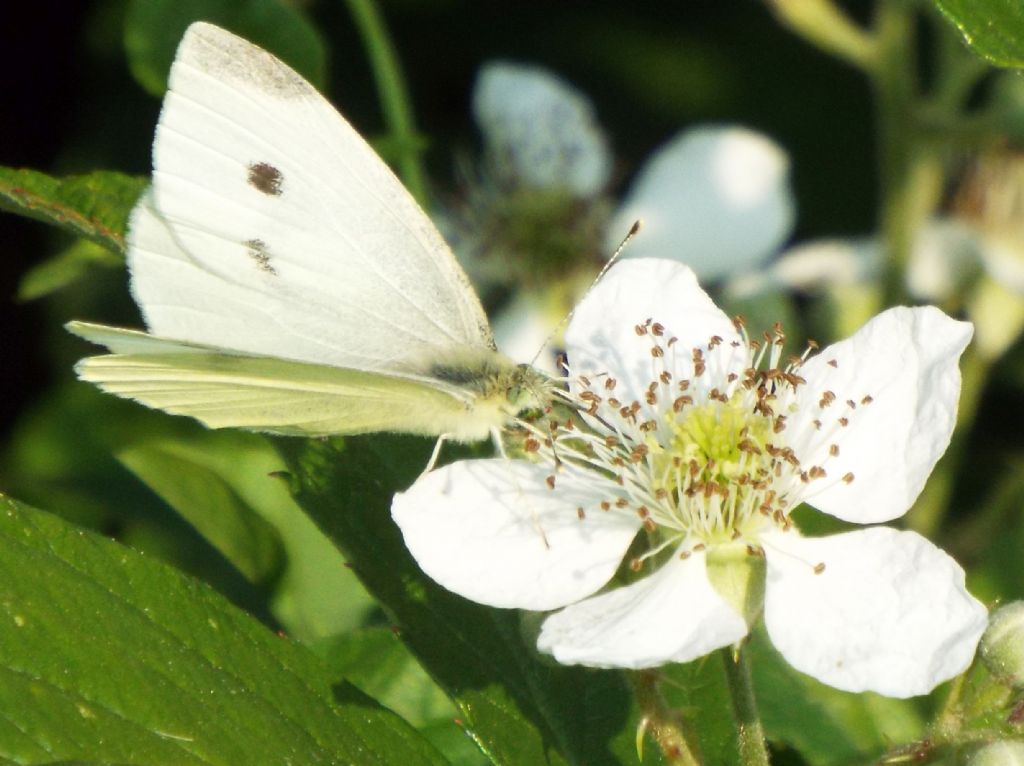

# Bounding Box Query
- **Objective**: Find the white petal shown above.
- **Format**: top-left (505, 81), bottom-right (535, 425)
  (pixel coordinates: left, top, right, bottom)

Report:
top-left (391, 459), bottom-right (640, 610)
top-left (906, 219), bottom-right (982, 301)
top-left (538, 551), bottom-right (748, 668)
top-left (787, 305), bottom-right (972, 523)
top-left (763, 528), bottom-right (987, 697)
top-left (565, 258), bottom-right (743, 406)
top-left (608, 127), bottom-right (795, 280)
top-left (769, 237), bottom-right (880, 292)
top-left (473, 61), bottom-right (611, 197)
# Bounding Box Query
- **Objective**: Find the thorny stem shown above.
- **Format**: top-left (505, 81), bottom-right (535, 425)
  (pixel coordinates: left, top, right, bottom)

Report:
top-left (631, 671), bottom-right (701, 766)
top-left (722, 647), bottom-right (771, 766)
top-left (344, 0), bottom-right (429, 204)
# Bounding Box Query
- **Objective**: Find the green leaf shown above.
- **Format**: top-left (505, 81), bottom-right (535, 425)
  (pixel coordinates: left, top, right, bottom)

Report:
top-left (124, 0), bottom-right (327, 96)
top-left (0, 493), bottom-right (447, 765)
top-left (0, 168), bottom-right (146, 253)
top-left (17, 239), bottom-right (123, 302)
top-left (118, 441), bottom-right (286, 586)
top-left (278, 435), bottom-right (649, 766)
top-left (748, 628), bottom-right (924, 764)
top-left (319, 627), bottom-right (487, 766)
top-left (934, 0), bottom-right (1024, 67)
top-left (116, 430), bottom-right (376, 642)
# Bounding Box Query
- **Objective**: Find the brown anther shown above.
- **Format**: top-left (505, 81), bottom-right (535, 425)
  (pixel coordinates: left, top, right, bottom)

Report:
top-left (672, 396), bottom-right (692, 415)
top-left (643, 518), bottom-right (657, 532)
top-left (524, 438), bottom-right (540, 452)
top-left (629, 558), bottom-right (643, 572)
top-left (819, 391), bottom-right (836, 408)
top-left (692, 543), bottom-right (706, 552)
top-left (577, 507), bottom-right (586, 520)
top-left (813, 419), bottom-right (822, 430)
top-left (842, 472), bottom-right (855, 483)
top-left (846, 399), bottom-right (856, 409)
top-left (738, 439), bottom-right (762, 455)
top-left (587, 402), bottom-right (599, 416)
top-left (689, 459), bottom-right (701, 477)
top-left (694, 360), bottom-right (706, 376)
top-left (604, 377), bottom-right (617, 390)
top-left (809, 466), bottom-right (827, 479)
top-left (679, 550), bottom-right (691, 560)
top-left (784, 372), bottom-right (806, 387)
top-left (578, 391), bottom-right (600, 403)
top-left (600, 501), bottom-right (611, 511)
top-left (545, 475), bottom-right (556, 490)
top-left (635, 324), bottom-right (648, 336)
top-left (800, 471), bottom-right (809, 483)
top-left (630, 401), bottom-right (642, 415)
top-left (615, 498), bottom-right (629, 508)
top-left (636, 506), bottom-right (649, 519)
top-left (607, 397), bottom-right (621, 408)
top-left (655, 488), bottom-right (668, 499)
top-left (678, 380), bottom-right (690, 391)
top-left (544, 438), bottom-right (553, 447)
top-left (660, 371), bottom-right (672, 384)
top-left (829, 444), bottom-right (839, 457)
top-left (709, 335), bottom-right (723, 348)
top-left (604, 435), bottom-right (620, 448)
top-left (645, 391), bottom-right (658, 405)
top-left (651, 345), bottom-right (665, 358)
top-left (639, 420), bottom-right (658, 433)
top-left (667, 336), bottom-right (678, 347)
top-left (651, 322), bottom-right (665, 336)
top-left (813, 562), bottom-right (826, 575)
top-left (563, 419), bottom-right (575, 431)
top-left (861, 395), bottom-right (874, 405)
top-left (773, 415), bottom-right (787, 434)
top-left (838, 417), bottom-right (849, 427)
top-left (612, 457), bottom-right (625, 467)
top-left (807, 339), bottom-right (819, 349)
top-left (727, 372), bottom-right (738, 383)
top-left (827, 359), bottom-right (838, 368)
top-left (631, 444), bottom-right (650, 462)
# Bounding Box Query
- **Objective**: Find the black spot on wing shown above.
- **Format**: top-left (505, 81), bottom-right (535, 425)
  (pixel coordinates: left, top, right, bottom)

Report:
top-left (244, 238), bottom-right (277, 275)
top-left (248, 162), bottom-right (283, 196)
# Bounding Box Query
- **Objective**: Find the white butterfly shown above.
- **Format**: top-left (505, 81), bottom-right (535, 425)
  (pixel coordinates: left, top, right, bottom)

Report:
top-left (68, 22), bottom-right (551, 452)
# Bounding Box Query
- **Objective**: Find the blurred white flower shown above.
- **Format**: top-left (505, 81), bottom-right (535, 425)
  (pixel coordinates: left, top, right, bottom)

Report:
top-left (393, 258), bottom-right (986, 698)
top-left (609, 127), bottom-right (796, 280)
top-left (460, 61), bottom-right (796, 368)
top-left (473, 62), bottom-right (612, 198)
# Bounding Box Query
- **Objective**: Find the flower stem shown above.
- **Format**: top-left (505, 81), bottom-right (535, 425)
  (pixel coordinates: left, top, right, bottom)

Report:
top-left (766, 0), bottom-right (877, 70)
top-left (721, 647), bottom-right (771, 766)
top-left (344, 0), bottom-right (429, 204)
top-left (631, 671), bottom-right (702, 766)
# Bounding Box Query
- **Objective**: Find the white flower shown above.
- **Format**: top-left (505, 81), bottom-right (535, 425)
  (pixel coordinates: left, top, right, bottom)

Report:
top-left (608, 127), bottom-right (795, 281)
top-left (393, 258), bottom-right (987, 698)
top-left (473, 61), bottom-right (612, 198)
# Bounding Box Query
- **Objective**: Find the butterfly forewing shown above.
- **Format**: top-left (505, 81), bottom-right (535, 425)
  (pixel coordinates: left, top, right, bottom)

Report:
top-left (134, 22), bottom-right (494, 374)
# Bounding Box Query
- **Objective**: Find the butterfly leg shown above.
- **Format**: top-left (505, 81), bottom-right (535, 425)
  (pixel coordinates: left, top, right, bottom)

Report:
top-left (489, 426), bottom-right (508, 458)
top-left (422, 434), bottom-right (449, 475)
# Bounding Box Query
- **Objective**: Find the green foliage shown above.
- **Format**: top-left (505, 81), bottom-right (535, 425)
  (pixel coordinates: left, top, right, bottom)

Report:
top-left (0, 168), bottom-right (145, 254)
top-left (0, 493), bottom-right (446, 765)
top-left (934, 0), bottom-right (1024, 67)
top-left (279, 435), bottom-right (649, 766)
top-left (748, 630), bottom-right (924, 765)
top-left (124, 0), bottom-right (327, 95)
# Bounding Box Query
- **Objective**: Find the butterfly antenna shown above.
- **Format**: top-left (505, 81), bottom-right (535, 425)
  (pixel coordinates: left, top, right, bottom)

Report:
top-left (529, 220), bottom-right (642, 369)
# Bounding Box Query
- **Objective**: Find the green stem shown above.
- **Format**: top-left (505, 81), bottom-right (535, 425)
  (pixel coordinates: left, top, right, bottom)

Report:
top-left (873, 0), bottom-right (923, 307)
top-left (631, 671), bottom-right (702, 766)
top-left (721, 647), bottom-right (771, 766)
top-left (766, 0), bottom-right (877, 70)
top-left (344, 0), bottom-right (429, 204)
